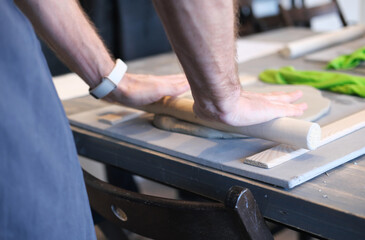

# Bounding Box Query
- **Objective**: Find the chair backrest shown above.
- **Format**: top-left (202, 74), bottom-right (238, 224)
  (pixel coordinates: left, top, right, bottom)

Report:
top-left (237, 0), bottom-right (288, 36)
top-left (83, 170), bottom-right (273, 240)
top-left (237, 0), bottom-right (347, 36)
top-left (280, 0), bottom-right (347, 27)
top-left (237, 0), bottom-right (257, 36)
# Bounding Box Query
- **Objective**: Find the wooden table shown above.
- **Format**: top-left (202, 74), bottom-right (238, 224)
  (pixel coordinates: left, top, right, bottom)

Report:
top-left (63, 28), bottom-right (365, 239)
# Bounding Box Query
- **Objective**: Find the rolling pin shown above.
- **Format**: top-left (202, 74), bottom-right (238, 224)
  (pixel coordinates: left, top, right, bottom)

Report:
top-left (137, 97), bottom-right (321, 150)
top-left (280, 25), bottom-right (365, 58)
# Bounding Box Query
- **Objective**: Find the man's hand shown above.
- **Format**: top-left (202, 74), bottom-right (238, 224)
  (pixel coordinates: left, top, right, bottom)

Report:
top-left (104, 73), bottom-right (190, 107)
top-left (154, 0), bottom-right (307, 127)
top-left (193, 89), bottom-right (307, 126)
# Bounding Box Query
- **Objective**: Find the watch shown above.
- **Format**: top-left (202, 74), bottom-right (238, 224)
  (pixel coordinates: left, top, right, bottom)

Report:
top-left (89, 59), bottom-right (127, 99)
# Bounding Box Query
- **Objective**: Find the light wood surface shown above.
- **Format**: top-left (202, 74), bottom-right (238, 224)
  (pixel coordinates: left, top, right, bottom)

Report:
top-left (97, 109), bottom-right (143, 125)
top-left (245, 109), bottom-right (365, 168)
top-left (152, 115), bottom-right (246, 139)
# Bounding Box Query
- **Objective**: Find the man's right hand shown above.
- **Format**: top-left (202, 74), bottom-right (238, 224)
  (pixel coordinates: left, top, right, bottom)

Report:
top-left (104, 73), bottom-right (190, 107)
top-left (193, 89), bottom-right (307, 126)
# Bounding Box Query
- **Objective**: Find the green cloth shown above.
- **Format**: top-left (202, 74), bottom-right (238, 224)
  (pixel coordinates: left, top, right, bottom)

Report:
top-left (326, 46), bottom-right (365, 70)
top-left (259, 66), bottom-right (365, 97)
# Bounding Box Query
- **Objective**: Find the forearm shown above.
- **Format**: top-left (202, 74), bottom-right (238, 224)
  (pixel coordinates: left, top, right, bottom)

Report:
top-left (15, 0), bottom-right (113, 88)
top-left (152, 0), bottom-right (240, 118)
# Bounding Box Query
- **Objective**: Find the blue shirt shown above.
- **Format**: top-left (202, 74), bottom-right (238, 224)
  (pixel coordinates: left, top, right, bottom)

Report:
top-left (0, 1), bottom-right (96, 239)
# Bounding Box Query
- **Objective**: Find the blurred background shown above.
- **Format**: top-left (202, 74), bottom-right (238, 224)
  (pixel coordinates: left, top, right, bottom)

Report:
top-left (42, 0), bottom-right (362, 76)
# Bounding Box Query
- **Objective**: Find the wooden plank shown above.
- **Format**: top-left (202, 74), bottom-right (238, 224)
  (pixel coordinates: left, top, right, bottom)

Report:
top-left (97, 109), bottom-right (144, 125)
top-left (245, 109), bottom-right (365, 168)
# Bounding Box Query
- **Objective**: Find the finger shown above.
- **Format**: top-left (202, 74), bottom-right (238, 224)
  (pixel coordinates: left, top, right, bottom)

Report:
top-left (242, 90), bottom-right (302, 102)
top-left (262, 90), bottom-right (303, 103)
top-left (167, 75), bottom-right (189, 84)
top-left (164, 73), bottom-right (185, 78)
top-left (158, 74), bottom-right (185, 80)
top-left (262, 91), bottom-right (286, 96)
top-left (173, 81), bottom-right (191, 96)
top-left (152, 74), bottom-right (188, 85)
top-left (159, 81), bottom-right (190, 97)
top-left (295, 102), bottom-right (308, 110)
top-left (270, 102), bottom-right (307, 118)
top-left (246, 91), bottom-right (286, 96)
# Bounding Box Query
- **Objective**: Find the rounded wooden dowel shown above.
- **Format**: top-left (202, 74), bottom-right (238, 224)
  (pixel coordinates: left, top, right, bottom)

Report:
top-left (137, 97), bottom-right (321, 150)
top-left (280, 25), bottom-right (365, 59)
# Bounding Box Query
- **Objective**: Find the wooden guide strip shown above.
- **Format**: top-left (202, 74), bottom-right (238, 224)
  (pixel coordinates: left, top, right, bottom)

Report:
top-left (245, 109), bottom-right (365, 168)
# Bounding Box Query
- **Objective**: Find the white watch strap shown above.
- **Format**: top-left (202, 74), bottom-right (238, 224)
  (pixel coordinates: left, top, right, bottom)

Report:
top-left (90, 59), bottom-right (127, 99)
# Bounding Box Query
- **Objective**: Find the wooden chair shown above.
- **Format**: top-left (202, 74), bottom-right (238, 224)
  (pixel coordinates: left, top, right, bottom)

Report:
top-left (281, 0), bottom-right (347, 28)
top-left (237, 0), bottom-right (347, 36)
top-left (237, 0), bottom-right (288, 36)
top-left (83, 170), bottom-right (273, 240)
top-left (237, 0), bottom-right (257, 36)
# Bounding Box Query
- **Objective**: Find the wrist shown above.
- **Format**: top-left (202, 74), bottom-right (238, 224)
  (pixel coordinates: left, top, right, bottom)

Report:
top-left (88, 59), bottom-right (115, 89)
top-left (89, 59), bottom-right (128, 99)
top-left (192, 77), bottom-right (241, 122)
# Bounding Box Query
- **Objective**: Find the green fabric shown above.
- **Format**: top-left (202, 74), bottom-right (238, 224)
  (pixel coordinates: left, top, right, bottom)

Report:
top-left (326, 46), bottom-right (365, 70)
top-left (259, 66), bottom-right (365, 97)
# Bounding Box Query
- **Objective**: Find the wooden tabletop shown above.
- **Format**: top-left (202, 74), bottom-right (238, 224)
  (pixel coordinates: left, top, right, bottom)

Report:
top-left (64, 28), bottom-right (365, 239)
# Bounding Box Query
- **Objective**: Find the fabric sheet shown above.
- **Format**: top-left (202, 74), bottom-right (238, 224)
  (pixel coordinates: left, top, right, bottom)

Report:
top-left (327, 46), bottom-right (365, 70)
top-left (260, 66), bottom-right (365, 97)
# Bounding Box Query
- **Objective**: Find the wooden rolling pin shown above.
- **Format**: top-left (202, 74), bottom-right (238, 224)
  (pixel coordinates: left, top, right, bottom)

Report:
top-left (137, 97), bottom-right (321, 150)
top-left (280, 25), bottom-right (365, 59)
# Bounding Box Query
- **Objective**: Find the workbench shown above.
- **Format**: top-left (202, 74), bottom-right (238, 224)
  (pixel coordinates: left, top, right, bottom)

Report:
top-left (63, 28), bottom-right (365, 239)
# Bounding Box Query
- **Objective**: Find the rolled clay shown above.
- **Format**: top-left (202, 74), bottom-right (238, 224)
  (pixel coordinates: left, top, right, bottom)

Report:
top-left (280, 25), bottom-right (365, 58)
top-left (137, 97), bottom-right (321, 150)
top-left (153, 114), bottom-right (247, 139)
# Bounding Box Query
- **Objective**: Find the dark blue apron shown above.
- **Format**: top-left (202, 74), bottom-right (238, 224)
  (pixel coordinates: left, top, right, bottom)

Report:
top-left (0, 1), bottom-right (96, 239)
